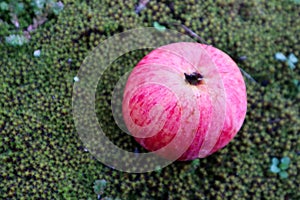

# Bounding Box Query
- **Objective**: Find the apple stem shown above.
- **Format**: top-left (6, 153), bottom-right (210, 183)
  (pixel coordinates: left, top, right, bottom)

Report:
top-left (184, 72), bottom-right (203, 85)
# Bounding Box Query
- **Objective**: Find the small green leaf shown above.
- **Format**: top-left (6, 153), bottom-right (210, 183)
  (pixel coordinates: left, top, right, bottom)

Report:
top-left (14, 2), bottom-right (25, 15)
top-left (279, 163), bottom-right (289, 170)
top-left (271, 157), bottom-right (279, 165)
top-left (93, 179), bottom-right (107, 195)
top-left (31, 0), bottom-right (46, 15)
top-left (192, 159), bottom-right (200, 167)
top-left (288, 53), bottom-right (298, 64)
top-left (5, 34), bottom-right (28, 46)
top-left (153, 22), bottom-right (166, 32)
top-left (275, 52), bottom-right (286, 61)
top-left (293, 0), bottom-right (300, 4)
top-left (155, 165), bottom-right (161, 171)
top-left (287, 60), bottom-right (296, 70)
top-left (0, 2), bottom-right (9, 10)
top-left (279, 171), bottom-right (288, 179)
top-left (292, 79), bottom-right (300, 91)
top-left (281, 157), bottom-right (290, 165)
top-left (270, 165), bottom-right (280, 173)
top-left (51, 1), bottom-right (64, 15)
top-left (33, 0), bottom-right (46, 9)
top-left (155, 165), bottom-right (162, 174)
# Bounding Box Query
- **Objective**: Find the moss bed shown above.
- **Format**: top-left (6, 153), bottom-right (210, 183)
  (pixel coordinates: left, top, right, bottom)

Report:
top-left (0, 0), bottom-right (299, 199)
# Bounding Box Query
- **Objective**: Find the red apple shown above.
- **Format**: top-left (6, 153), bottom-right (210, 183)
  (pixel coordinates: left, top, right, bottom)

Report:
top-left (122, 42), bottom-right (247, 161)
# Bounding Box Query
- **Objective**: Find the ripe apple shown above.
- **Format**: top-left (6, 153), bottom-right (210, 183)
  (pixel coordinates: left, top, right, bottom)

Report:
top-left (122, 42), bottom-right (247, 161)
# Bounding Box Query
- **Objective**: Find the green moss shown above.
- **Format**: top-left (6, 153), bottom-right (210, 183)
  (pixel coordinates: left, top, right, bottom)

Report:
top-left (0, 0), bottom-right (299, 199)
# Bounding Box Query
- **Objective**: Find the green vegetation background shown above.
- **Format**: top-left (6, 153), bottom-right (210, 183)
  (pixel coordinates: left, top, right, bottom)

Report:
top-left (0, 0), bottom-right (299, 199)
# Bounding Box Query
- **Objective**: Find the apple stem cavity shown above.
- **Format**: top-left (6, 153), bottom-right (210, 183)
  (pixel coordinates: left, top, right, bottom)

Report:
top-left (184, 72), bottom-right (204, 85)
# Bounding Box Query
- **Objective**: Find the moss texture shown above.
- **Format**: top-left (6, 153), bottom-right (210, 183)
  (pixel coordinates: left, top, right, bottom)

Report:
top-left (0, 0), bottom-right (299, 199)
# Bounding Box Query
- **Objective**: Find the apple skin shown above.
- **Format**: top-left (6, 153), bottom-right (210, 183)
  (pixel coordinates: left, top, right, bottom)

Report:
top-left (122, 42), bottom-right (247, 161)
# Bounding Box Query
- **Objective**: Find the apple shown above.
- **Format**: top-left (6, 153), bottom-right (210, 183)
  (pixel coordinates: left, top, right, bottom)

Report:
top-left (122, 42), bottom-right (247, 161)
